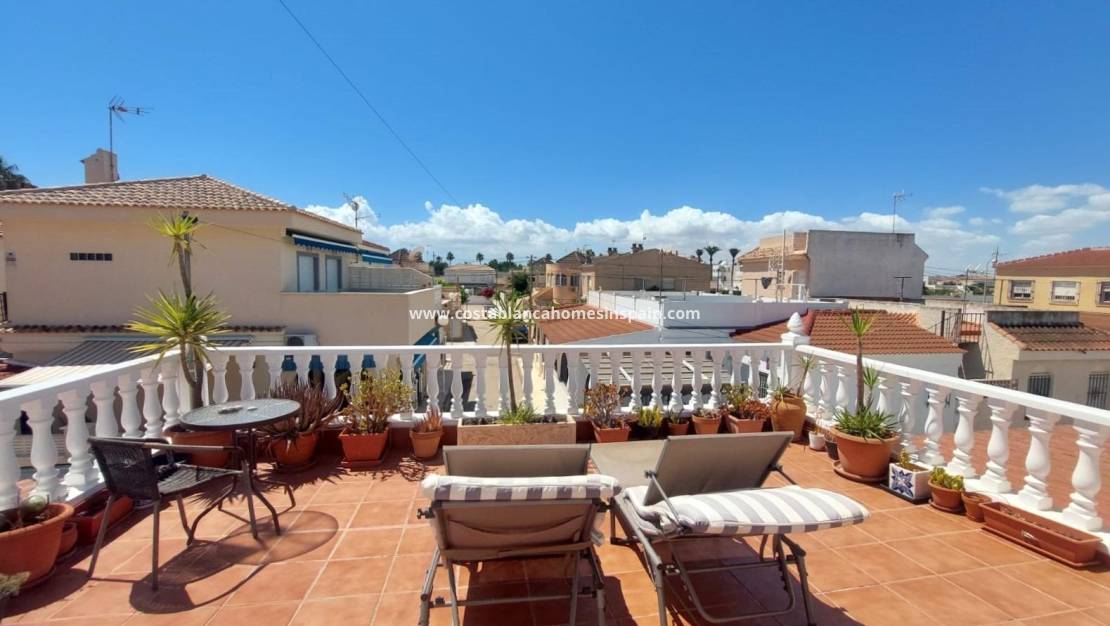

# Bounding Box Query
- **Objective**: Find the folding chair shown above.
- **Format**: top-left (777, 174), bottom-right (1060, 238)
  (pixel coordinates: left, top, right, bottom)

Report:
top-left (417, 444), bottom-right (617, 626)
top-left (606, 433), bottom-right (869, 625)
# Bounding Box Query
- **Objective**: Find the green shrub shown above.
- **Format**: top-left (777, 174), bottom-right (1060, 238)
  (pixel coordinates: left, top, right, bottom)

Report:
top-left (833, 406), bottom-right (897, 440)
top-left (929, 467), bottom-right (965, 491)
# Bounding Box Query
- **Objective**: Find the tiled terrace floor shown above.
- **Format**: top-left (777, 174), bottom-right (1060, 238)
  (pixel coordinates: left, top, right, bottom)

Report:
top-left (6, 440), bottom-right (1110, 626)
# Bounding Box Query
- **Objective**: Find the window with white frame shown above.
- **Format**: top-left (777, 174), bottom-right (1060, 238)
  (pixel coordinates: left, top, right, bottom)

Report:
top-left (1009, 280), bottom-right (1033, 301)
top-left (1027, 373), bottom-right (1052, 397)
top-left (1100, 282), bottom-right (1110, 305)
top-left (1051, 280), bottom-right (1079, 303)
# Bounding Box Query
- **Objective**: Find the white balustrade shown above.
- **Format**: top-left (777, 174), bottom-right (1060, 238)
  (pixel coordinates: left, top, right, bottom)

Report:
top-left (897, 379), bottom-right (923, 456)
top-left (117, 375), bottom-right (143, 438)
top-left (1063, 424), bottom-right (1110, 531)
top-left (1017, 409), bottom-right (1060, 510)
top-left (948, 391), bottom-right (982, 478)
top-left (25, 399), bottom-right (63, 501)
top-left (61, 388), bottom-right (98, 494)
top-left (922, 385), bottom-right (948, 466)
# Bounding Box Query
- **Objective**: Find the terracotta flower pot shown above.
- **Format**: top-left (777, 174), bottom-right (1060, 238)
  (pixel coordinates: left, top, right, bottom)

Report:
top-left (981, 502), bottom-right (1101, 567)
top-left (165, 427), bottom-right (234, 468)
top-left (929, 482), bottom-right (964, 513)
top-left (667, 421), bottom-right (690, 436)
top-left (272, 431), bottom-right (319, 470)
top-left (830, 428), bottom-right (897, 481)
top-left (592, 422), bottom-right (631, 443)
top-left (410, 429), bottom-right (443, 459)
top-left (962, 492), bottom-right (991, 522)
top-left (726, 416), bottom-right (766, 434)
top-left (0, 503), bottom-right (74, 588)
top-left (692, 415), bottom-right (721, 435)
top-left (57, 521), bottom-right (78, 559)
top-left (74, 494), bottom-right (134, 545)
top-left (770, 395), bottom-right (807, 441)
top-left (339, 430), bottom-right (390, 467)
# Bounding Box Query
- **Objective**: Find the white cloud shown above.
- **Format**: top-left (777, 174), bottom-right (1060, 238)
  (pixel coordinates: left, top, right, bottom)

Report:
top-left (968, 217), bottom-right (986, 226)
top-left (927, 205), bottom-right (966, 218)
top-left (981, 183), bottom-right (1108, 214)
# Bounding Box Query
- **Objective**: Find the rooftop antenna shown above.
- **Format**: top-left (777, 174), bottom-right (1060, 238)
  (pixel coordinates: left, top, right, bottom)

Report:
top-left (891, 190), bottom-right (911, 233)
top-left (107, 97), bottom-right (151, 181)
top-left (343, 193), bottom-right (370, 229)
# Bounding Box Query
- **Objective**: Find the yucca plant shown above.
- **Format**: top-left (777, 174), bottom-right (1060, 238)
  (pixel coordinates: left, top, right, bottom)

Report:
top-left (488, 292), bottom-right (533, 412)
top-left (840, 309), bottom-right (875, 415)
top-left (499, 403), bottom-right (541, 425)
top-left (413, 405), bottom-right (443, 433)
top-left (832, 406), bottom-right (897, 440)
top-left (265, 379), bottom-right (345, 446)
top-left (127, 291), bottom-right (229, 407)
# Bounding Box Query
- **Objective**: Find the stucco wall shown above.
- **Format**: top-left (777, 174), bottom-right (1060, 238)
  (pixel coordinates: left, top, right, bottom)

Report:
top-left (994, 274), bottom-right (1110, 313)
top-left (806, 231), bottom-right (926, 300)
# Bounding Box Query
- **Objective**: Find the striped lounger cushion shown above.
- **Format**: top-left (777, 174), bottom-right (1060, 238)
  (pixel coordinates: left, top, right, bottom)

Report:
top-left (421, 474), bottom-right (621, 502)
top-left (623, 484), bottom-right (869, 537)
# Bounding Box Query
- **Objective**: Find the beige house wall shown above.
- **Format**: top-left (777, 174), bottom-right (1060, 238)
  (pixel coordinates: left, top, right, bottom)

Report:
top-left (980, 323), bottom-right (1110, 406)
top-left (591, 250), bottom-right (711, 292)
top-left (994, 273), bottom-right (1110, 313)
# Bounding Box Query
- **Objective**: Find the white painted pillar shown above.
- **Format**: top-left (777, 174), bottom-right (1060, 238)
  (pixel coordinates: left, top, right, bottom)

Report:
top-left (707, 348), bottom-right (723, 409)
top-left (117, 374), bottom-right (142, 439)
top-left (689, 349), bottom-right (703, 411)
top-left (474, 353), bottom-right (488, 418)
top-left (898, 380), bottom-right (923, 456)
top-left (835, 364), bottom-right (852, 415)
top-left (649, 350), bottom-right (663, 410)
top-left (629, 350), bottom-right (644, 412)
top-left (0, 407), bottom-right (20, 509)
top-left (979, 400), bottom-right (1017, 493)
top-left (1016, 409), bottom-right (1061, 511)
top-left (668, 350), bottom-right (683, 412)
top-left (543, 351), bottom-right (558, 416)
top-left (817, 360), bottom-right (834, 421)
top-left (60, 389), bottom-right (99, 494)
top-left (948, 392), bottom-right (982, 478)
top-left (921, 385), bottom-right (948, 466)
top-left (139, 367), bottom-right (163, 438)
top-left (209, 351), bottom-right (229, 405)
top-left (1062, 423), bottom-right (1109, 531)
top-left (25, 399), bottom-right (64, 501)
top-left (264, 354), bottom-right (284, 394)
top-left (160, 360), bottom-right (182, 431)
top-left (238, 354), bottom-right (257, 401)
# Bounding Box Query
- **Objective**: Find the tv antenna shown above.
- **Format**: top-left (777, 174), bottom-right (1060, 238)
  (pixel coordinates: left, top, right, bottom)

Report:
top-left (891, 190), bottom-right (911, 233)
top-left (107, 97), bottom-right (151, 181)
top-left (343, 193), bottom-right (371, 229)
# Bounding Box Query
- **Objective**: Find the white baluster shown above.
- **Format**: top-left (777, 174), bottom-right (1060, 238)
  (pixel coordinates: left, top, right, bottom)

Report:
top-left (707, 349), bottom-right (723, 409)
top-left (764, 349), bottom-right (777, 393)
top-left (746, 351), bottom-right (760, 393)
top-left (322, 352), bottom-right (339, 400)
top-left (948, 392), bottom-right (982, 478)
top-left (521, 348), bottom-right (534, 409)
top-left (90, 381), bottom-right (119, 439)
top-left (629, 350), bottom-right (644, 412)
top-left (728, 349), bottom-right (741, 388)
top-left (60, 388), bottom-right (98, 494)
top-left (588, 351), bottom-right (601, 392)
top-left (426, 353), bottom-right (441, 414)
top-left (835, 364), bottom-right (853, 414)
top-left (649, 350), bottom-right (664, 410)
top-left (542, 351), bottom-right (557, 416)
top-left (474, 353), bottom-right (488, 418)
top-left (817, 360), bottom-right (834, 421)
top-left (292, 353), bottom-right (311, 385)
top-left (25, 399), bottom-right (64, 501)
top-left (668, 349), bottom-right (683, 412)
top-left (499, 352), bottom-right (511, 414)
top-left (238, 354), bottom-right (257, 401)
top-left (979, 399), bottom-right (1017, 493)
top-left (450, 351), bottom-right (464, 418)
top-left (210, 351), bottom-right (229, 405)
top-left (160, 360), bottom-right (181, 431)
top-left (690, 349), bottom-right (703, 411)
top-left (263, 354), bottom-right (284, 394)
top-left (898, 380), bottom-right (923, 456)
top-left (116, 375), bottom-right (142, 438)
top-left (139, 367), bottom-right (162, 437)
top-left (1016, 409), bottom-right (1060, 510)
top-left (401, 354), bottom-right (415, 417)
top-left (0, 407), bottom-right (19, 509)
top-left (802, 356), bottom-right (819, 410)
top-left (1062, 423), bottom-right (1110, 531)
top-left (566, 351), bottom-right (581, 416)
top-left (921, 385), bottom-right (947, 466)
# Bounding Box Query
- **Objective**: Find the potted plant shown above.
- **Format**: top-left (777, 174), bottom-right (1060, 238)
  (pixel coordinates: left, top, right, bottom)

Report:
top-left (266, 379), bottom-right (344, 470)
top-left (56, 521), bottom-right (78, 560)
top-left (1, 572), bottom-right (30, 621)
top-left (825, 429), bottom-right (839, 460)
top-left (664, 410), bottom-right (690, 436)
top-left (0, 495), bottom-right (75, 589)
top-left (928, 467), bottom-right (965, 513)
top-left (830, 311), bottom-right (899, 482)
top-left (72, 492), bottom-right (134, 545)
top-left (338, 368), bottom-right (412, 468)
top-left (887, 451), bottom-right (931, 503)
top-left (164, 425), bottom-right (234, 467)
top-left (691, 408), bottom-right (722, 435)
top-left (962, 492), bottom-right (991, 523)
top-left (981, 502), bottom-right (1101, 567)
top-left (410, 405), bottom-right (444, 459)
top-left (587, 383), bottom-right (630, 443)
top-left (807, 425), bottom-right (826, 451)
top-left (635, 406), bottom-right (663, 439)
top-left (769, 355), bottom-right (814, 441)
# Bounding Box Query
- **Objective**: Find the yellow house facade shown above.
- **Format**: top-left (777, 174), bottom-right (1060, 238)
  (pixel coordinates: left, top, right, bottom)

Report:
top-left (993, 247), bottom-right (1110, 312)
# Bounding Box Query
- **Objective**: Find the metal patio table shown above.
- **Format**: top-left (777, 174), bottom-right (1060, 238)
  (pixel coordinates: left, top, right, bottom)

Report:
top-left (180, 398), bottom-right (300, 538)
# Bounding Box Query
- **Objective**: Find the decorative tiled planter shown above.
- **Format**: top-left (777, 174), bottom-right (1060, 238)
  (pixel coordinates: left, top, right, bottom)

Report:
top-left (457, 416), bottom-right (577, 446)
top-left (887, 462), bottom-right (932, 503)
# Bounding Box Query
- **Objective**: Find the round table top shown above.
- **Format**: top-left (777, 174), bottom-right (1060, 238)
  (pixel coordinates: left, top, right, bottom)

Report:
top-left (180, 399), bottom-right (300, 431)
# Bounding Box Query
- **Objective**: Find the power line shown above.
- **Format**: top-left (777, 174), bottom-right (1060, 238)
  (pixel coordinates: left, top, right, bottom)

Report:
top-left (275, 0), bottom-right (462, 206)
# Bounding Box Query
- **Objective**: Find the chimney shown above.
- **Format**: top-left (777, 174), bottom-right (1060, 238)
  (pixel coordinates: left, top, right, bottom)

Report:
top-left (81, 148), bottom-right (118, 184)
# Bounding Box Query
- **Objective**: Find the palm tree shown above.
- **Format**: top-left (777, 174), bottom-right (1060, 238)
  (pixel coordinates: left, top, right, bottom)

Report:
top-left (544, 253), bottom-right (553, 263)
top-left (505, 252), bottom-right (515, 266)
top-left (446, 251), bottom-right (455, 265)
top-left (476, 252), bottom-right (485, 264)
top-left (0, 156), bottom-right (32, 189)
top-left (695, 249), bottom-right (704, 262)
top-left (488, 292), bottom-right (532, 412)
top-left (151, 212), bottom-right (201, 297)
top-left (841, 310), bottom-right (875, 414)
top-left (704, 245), bottom-right (720, 266)
top-left (728, 247), bottom-right (740, 292)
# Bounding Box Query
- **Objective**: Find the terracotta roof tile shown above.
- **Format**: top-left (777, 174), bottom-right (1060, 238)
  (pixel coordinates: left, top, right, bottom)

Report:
top-left (537, 305), bottom-right (653, 343)
top-left (0, 175), bottom-right (359, 233)
top-left (990, 321), bottom-right (1110, 352)
top-left (995, 247), bottom-right (1110, 273)
top-left (731, 309), bottom-right (964, 354)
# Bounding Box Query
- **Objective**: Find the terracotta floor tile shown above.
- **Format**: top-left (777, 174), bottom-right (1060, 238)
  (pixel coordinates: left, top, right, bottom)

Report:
top-left (886, 507), bottom-right (969, 535)
top-left (350, 500), bottom-right (413, 528)
top-left (364, 479), bottom-right (421, 501)
top-left (121, 605), bottom-right (220, 625)
top-left (834, 543), bottom-right (932, 582)
top-left (48, 580), bottom-right (152, 619)
top-left (288, 504), bottom-right (357, 532)
top-left (887, 577), bottom-right (1011, 625)
top-left (943, 530), bottom-right (1040, 566)
top-left (825, 585), bottom-right (938, 626)
top-left (371, 591), bottom-right (422, 625)
top-left (1018, 611), bottom-right (1105, 626)
top-left (264, 530), bottom-right (341, 563)
top-left (311, 482), bottom-right (372, 504)
top-left (225, 561), bottom-right (324, 605)
top-left (886, 536), bottom-right (991, 575)
top-left (397, 525), bottom-right (437, 554)
top-left (808, 523), bottom-right (876, 549)
top-left (310, 557), bottom-right (391, 597)
top-left (999, 561), bottom-right (1110, 609)
top-left (206, 601), bottom-right (300, 626)
top-left (944, 569), bottom-right (1069, 619)
top-left (839, 485), bottom-right (915, 512)
top-left (789, 549), bottom-right (877, 593)
top-left (291, 594), bottom-right (378, 625)
top-left (1082, 606), bottom-right (1110, 624)
top-left (384, 553), bottom-right (440, 593)
top-left (856, 510), bottom-right (921, 542)
top-left (331, 528), bottom-right (403, 559)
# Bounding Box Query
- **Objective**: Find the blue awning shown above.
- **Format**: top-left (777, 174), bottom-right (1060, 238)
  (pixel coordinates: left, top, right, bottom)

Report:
top-left (413, 328), bottom-right (439, 369)
top-left (290, 233), bottom-right (360, 255)
top-left (361, 251), bottom-right (393, 265)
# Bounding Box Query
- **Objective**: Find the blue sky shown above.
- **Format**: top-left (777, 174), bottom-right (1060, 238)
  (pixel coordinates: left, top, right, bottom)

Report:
top-left (4, 1), bottom-right (1109, 271)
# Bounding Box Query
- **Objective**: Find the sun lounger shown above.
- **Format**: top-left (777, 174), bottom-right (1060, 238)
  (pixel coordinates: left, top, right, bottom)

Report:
top-left (594, 433), bottom-right (869, 625)
top-left (417, 444), bottom-right (618, 626)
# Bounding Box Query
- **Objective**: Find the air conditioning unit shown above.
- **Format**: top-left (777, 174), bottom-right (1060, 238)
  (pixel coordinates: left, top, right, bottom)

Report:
top-left (284, 333), bottom-right (319, 347)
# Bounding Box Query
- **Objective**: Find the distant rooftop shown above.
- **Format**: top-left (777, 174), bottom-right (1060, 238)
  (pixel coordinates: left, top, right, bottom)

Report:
top-left (536, 304), bottom-right (653, 343)
top-left (988, 311), bottom-right (1110, 352)
top-left (995, 247), bottom-right (1110, 275)
top-left (731, 308), bottom-right (964, 354)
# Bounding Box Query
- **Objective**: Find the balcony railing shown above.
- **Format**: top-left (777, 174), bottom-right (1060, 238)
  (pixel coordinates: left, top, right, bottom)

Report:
top-left (2, 324), bottom-right (1108, 549)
